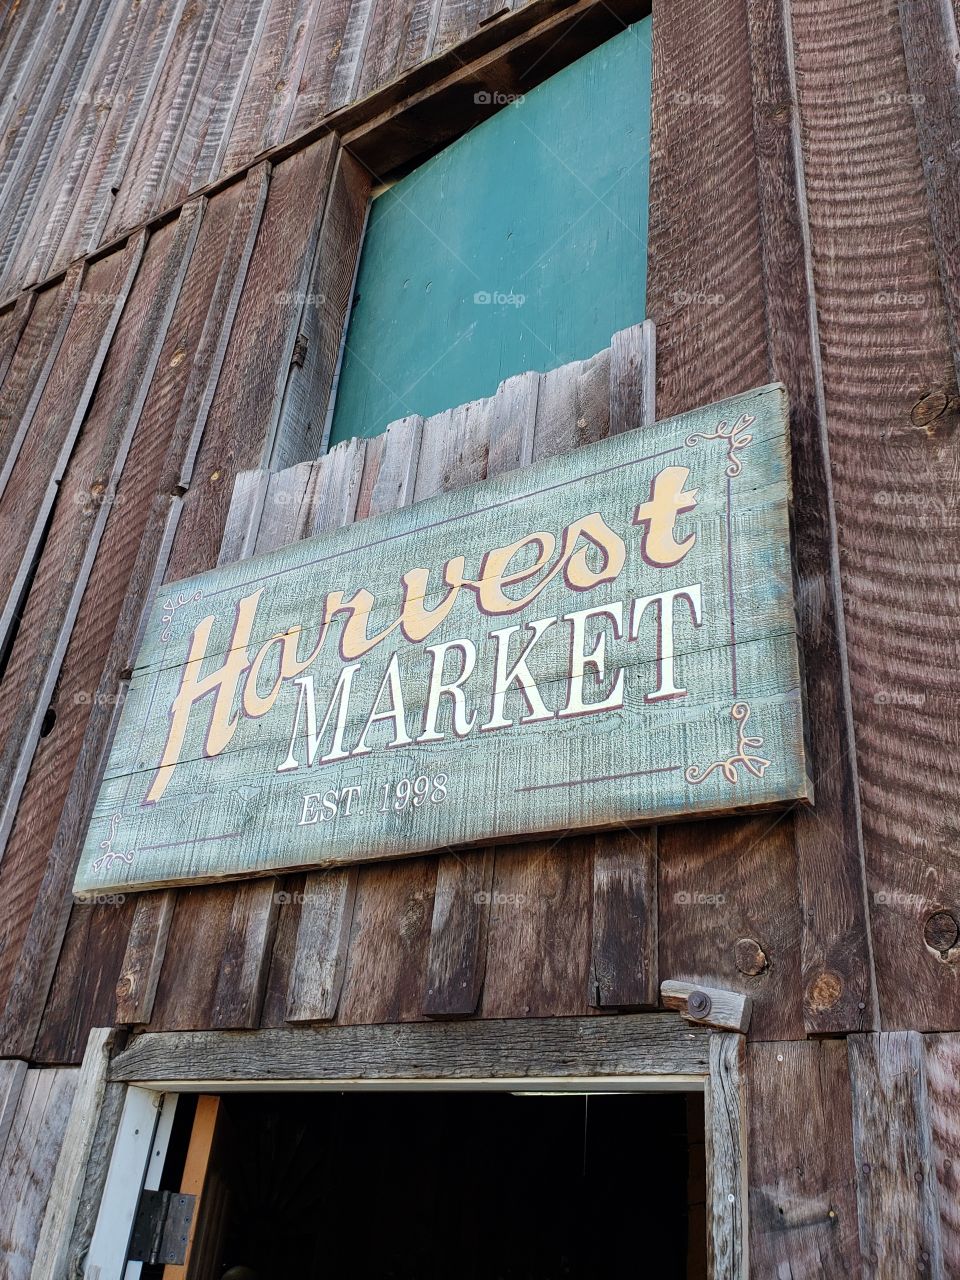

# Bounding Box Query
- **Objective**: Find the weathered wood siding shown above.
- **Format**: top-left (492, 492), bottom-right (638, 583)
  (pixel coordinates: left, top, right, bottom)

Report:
top-left (0, 0), bottom-right (957, 1274)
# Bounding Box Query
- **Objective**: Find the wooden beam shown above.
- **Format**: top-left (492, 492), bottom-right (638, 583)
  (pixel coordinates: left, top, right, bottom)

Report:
top-left (108, 1013), bottom-right (711, 1084)
top-left (661, 980), bottom-right (752, 1035)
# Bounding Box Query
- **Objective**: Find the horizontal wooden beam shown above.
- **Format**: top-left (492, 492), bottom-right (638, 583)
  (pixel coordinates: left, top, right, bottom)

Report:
top-left (108, 1013), bottom-right (711, 1086)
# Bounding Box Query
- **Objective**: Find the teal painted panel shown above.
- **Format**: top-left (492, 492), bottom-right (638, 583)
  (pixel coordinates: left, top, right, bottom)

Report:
top-left (74, 384), bottom-right (811, 896)
top-left (328, 20), bottom-right (652, 444)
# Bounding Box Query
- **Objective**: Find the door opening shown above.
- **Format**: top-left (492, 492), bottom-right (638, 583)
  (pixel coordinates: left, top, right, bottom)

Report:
top-left (148, 1088), bottom-right (706, 1280)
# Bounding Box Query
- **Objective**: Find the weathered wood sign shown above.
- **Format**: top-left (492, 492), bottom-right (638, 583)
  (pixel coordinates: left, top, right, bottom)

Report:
top-left (74, 384), bottom-right (811, 896)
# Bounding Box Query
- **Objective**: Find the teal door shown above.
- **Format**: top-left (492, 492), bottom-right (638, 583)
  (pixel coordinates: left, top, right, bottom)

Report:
top-left (328, 19), bottom-right (652, 445)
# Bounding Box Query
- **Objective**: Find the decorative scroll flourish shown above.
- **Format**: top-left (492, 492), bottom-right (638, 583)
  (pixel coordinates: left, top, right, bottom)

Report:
top-left (684, 412), bottom-right (756, 477)
top-left (160, 588), bottom-right (203, 642)
top-left (685, 702), bottom-right (771, 786)
top-left (91, 813), bottom-right (135, 874)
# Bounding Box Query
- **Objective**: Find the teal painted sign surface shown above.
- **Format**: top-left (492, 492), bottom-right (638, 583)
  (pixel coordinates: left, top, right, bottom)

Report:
top-left (74, 384), bottom-right (811, 896)
top-left (329, 19), bottom-right (652, 444)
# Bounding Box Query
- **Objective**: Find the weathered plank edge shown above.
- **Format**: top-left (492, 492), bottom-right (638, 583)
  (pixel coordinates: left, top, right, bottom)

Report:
top-left (108, 1012), bottom-right (711, 1082)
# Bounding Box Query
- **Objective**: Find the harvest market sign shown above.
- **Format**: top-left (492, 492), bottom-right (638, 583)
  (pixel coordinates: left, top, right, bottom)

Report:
top-left (74, 383), bottom-right (811, 895)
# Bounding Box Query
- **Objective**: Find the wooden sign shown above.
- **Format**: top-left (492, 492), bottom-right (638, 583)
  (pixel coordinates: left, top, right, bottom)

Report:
top-left (74, 383), bottom-right (811, 896)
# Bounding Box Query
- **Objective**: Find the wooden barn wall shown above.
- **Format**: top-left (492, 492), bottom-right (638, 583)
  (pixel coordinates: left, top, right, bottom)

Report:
top-left (0, 0), bottom-right (958, 1272)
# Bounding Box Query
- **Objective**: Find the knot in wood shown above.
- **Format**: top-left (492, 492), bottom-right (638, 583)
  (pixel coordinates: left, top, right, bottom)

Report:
top-left (807, 969), bottom-right (843, 1011)
top-left (910, 388), bottom-right (958, 436)
top-left (734, 936), bottom-right (768, 975)
top-left (923, 910), bottom-right (959, 954)
top-left (687, 989), bottom-right (712, 1019)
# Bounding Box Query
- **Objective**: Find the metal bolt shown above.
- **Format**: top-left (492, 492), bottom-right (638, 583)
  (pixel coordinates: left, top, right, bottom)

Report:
top-left (688, 989), bottom-right (712, 1019)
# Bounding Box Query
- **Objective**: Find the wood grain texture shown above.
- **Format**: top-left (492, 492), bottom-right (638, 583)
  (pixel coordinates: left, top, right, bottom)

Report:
top-left (271, 149), bottom-right (370, 470)
top-left (421, 369), bottom-right (538, 1018)
top-left (590, 319), bottom-right (658, 1010)
top-left (7, 0), bottom-right (152, 289)
top-left (115, 891), bottom-right (176, 1026)
top-left (0, 270), bottom-right (79, 501)
top-left (221, 0), bottom-right (326, 171)
top-left (0, 248), bottom-right (139, 669)
top-left (0, 1065), bottom-right (78, 1280)
top-left (647, 0), bottom-right (814, 1046)
top-left (924, 1033), bottom-right (960, 1273)
top-left (0, 291), bottom-right (35, 390)
top-left (661, 980), bottom-right (751, 1034)
top-left (1, 179), bottom-right (267, 1062)
top-left (0, 1058), bottom-right (27, 1163)
top-left (898, 0), bottom-right (960, 384)
top-left (0, 219), bottom-right (197, 1047)
top-left (746, 0), bottom-right (877, 1035)
top-left (161, 0), bottom-right (273, 208)
top-left (848, 1032), bottom-right (945, 1276)
top-left (161, 138), bottom-right (337, 581)
top-left (47, 0), bottom-right (191, 275)
top-left (705, 1034), bottom-right (747, 1280)
top-left (792, 0), bottom-right (960, 1031)
top-left (109, 1011), bottom-right (712, 1083)
top-left (747, 1040), bottom-right (862, 1277)
top-left (0, 0), bottom-right (116, 296)
top-left (30, 1027), bottom-right (114, 1280)
top-left (658, 815), bottom-right (805, 1042)
top-left (285, 864), bottom-right (360, 1021)
top-left (97, 0), bottom-right (219, 245)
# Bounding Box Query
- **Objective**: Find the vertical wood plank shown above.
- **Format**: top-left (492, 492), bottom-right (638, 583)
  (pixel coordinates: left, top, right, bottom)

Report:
top-left (747, 0), bottom-right (876, 1036)
top-left (898, 0), bottom-right (960, 382)
top-left (271, 148), bottom-right (370, 470)
top-left (0, 177), bottom-right (267, 1062)
top-left (210, 880), bottom-right (282, 1029)
top-left (30, 1027), bottom-right (114, 1280)
top-left (162, 1095), bottom-right (222, 1280)
top-left (590, 319), bottom-right (658, 1010)
top-left (115, 892), bottom-right (176, 1027)
top-left (421, 369), bottom-right (539, 1019)
top-left (705, 1033), bottom-right (748, 1280)
top-left (285, 867), bottom-right (360, 1023)
top-left (792, 0), bottom-right (960, 1030)
top-left (849, 1032), bottom-right (945, 1276)
top-left (608, 318), bottom-right (656, 437)
top-left (747, 1040), bottom-right (862, 1275)
top-left (647, 0), bottom-right (808, 1042)
top-left (0, 248), bottom-right (141, 669)
top-left (0, 1067), bottom-right (78, 1280)
top-left (0, 1059), bottom-right (27, 1164)
top-left (163, 138), bottom-right (337, 578)
top-left (50, 0), bottom-right (191, 273)
top-left (924, 1033), bottom-right (960, 1274)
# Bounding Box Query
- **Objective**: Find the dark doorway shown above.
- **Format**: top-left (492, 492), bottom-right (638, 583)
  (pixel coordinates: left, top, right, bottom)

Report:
top-left (166, 1089), bottom-right (705, 1280)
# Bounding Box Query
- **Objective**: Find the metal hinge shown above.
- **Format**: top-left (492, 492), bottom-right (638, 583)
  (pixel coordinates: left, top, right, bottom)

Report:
top-left (128, 1189), bottom-right (196, 1266)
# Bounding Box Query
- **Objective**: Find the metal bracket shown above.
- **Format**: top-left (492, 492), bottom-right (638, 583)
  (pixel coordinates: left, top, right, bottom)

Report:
top-left (128, 1189), bottom-right (196, 1266)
